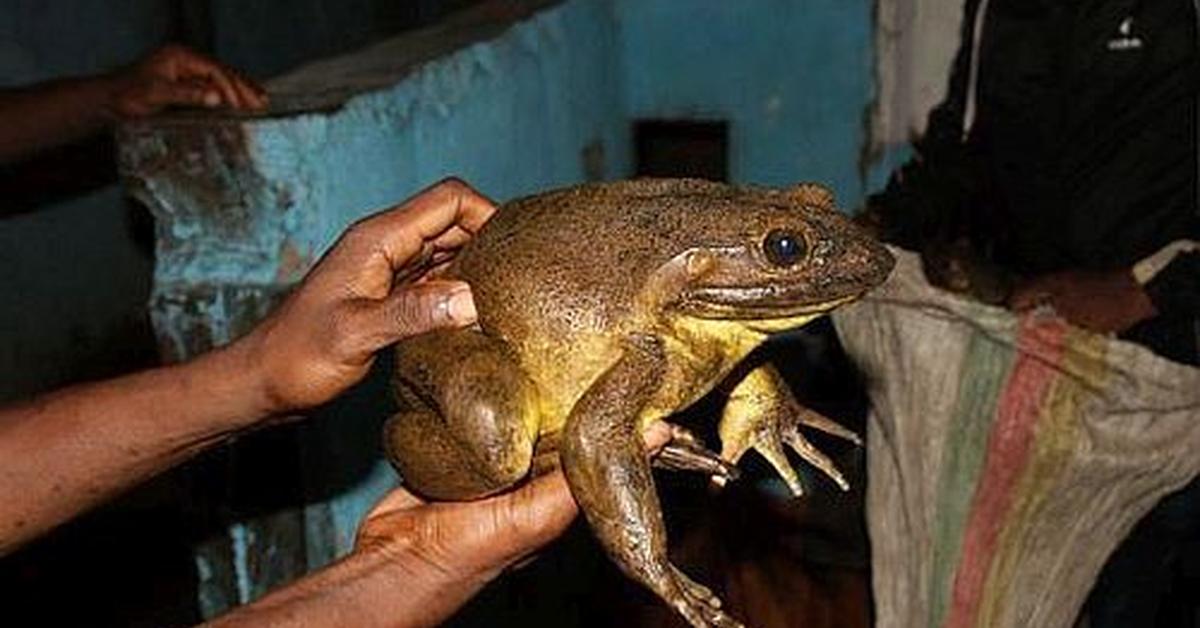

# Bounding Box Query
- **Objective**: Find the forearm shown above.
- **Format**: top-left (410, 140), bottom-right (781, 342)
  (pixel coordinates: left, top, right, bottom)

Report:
top-left (0, 340), bottom-right (271, 554)
top-left (0, 74), bottom-right (120, 163)
top-left (205, 545), bottom-right (494, 628)
top-left (209, 468), bottom-right (583, 628)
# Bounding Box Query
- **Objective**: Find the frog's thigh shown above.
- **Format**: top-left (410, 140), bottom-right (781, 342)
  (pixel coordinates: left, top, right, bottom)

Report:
top-left (385, 330), bottom-right (540, 501)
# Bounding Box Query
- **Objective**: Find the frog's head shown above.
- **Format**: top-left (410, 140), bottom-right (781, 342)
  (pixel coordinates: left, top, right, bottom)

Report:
top-left (646, 181), bottom-right (894, 332)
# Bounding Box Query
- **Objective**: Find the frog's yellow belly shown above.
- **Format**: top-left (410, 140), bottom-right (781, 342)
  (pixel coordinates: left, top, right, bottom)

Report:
top-left (518, 333), bottom-right (625, 438)
top-left (522, 311), bottom-right (830, 445)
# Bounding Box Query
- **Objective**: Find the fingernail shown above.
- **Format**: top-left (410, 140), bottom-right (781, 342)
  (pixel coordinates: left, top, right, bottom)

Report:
top-left (446, 286), bottom-right (477, 323)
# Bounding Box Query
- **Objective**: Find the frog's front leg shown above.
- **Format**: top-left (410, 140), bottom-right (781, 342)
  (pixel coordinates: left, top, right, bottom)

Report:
top-left (719, 365), bottom-right (860, 496)
top-left (561, 334), bottom-right (743, 628)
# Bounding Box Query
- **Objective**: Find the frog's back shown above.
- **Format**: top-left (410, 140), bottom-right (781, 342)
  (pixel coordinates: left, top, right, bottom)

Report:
top-left (449, 179), bottom-right (737, 347)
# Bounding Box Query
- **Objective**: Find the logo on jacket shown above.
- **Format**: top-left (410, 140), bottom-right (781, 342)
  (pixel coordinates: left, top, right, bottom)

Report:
top-left (1107, 16), bottom-right (1144, 51)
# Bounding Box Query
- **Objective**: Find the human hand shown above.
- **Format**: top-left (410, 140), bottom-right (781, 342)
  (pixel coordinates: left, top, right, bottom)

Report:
top-left (105, 44), bottom-right (267, 118)
top-left (357, 422), bottom-right (674, 562)
top-left (242, 178), bottom-right (496, 414)
top-left (351, 423), bottom-right (673, 623)
top-left (199, 425), bottom-right (672, 628)
top-left (1008, 269), bottom-right (1158, 333)
top-left (355, 472), bottom-right (576, 586)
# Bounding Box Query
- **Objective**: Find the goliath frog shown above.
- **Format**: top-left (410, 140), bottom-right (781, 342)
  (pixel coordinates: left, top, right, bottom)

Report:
top-left (386, 178), bottom-right (893, 628)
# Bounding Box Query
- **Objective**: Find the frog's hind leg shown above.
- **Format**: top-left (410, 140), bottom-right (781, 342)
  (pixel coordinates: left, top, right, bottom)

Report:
top-left (384, 329), bottom-right (540, 501)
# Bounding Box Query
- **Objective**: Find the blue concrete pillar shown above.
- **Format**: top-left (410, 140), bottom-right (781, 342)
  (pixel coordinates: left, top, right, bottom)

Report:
top-left (118, 0), bottom-right (626, 616)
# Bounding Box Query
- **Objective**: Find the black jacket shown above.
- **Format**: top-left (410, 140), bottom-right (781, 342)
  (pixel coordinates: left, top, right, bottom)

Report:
top-left (868, 0), bottom-right (1200, 364)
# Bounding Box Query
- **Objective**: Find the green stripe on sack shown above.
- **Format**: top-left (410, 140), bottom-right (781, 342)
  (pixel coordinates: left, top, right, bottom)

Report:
top-left (928, 331), bottom-right (1014, 628)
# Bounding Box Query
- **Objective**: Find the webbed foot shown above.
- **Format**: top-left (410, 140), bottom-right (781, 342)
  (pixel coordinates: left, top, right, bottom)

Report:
top-left (661, 565), bottom-right (744, 628)
top-left (719, 365), bottom-right (859, 496)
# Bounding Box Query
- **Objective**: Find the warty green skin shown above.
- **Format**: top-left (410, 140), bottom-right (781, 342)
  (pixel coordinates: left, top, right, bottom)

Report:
top-left (385, 178), bottom-right (893, 628)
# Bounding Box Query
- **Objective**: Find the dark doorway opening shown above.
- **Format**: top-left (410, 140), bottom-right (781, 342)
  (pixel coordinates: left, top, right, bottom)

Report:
top-left (634, 119), bottom-right (729, 181)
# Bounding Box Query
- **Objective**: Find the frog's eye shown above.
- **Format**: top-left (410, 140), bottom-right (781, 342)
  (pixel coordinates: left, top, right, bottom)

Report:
top-left (762, 229), bottom-right (806, 267)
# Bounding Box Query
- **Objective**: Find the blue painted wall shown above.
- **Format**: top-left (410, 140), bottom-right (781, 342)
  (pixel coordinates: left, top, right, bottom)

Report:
top-left (122, 0), bottom-right (632, 578)
top-left (614, 0), bottom-right (875, 208)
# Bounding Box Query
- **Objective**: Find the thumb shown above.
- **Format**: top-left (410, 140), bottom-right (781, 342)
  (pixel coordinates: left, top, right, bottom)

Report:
top-left (359, 280), bottom-right (477, 349)
top-left (471, 471), bottom-right (578, 566)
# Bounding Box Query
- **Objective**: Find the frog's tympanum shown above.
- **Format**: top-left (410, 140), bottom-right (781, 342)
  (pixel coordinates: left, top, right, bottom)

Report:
top-left (385, 178), bottom-right (894, 628)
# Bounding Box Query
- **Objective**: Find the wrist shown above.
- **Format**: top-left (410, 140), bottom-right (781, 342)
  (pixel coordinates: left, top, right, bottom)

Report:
top-left (371, 542), bottom-right (499, 613)
top-left (192, 335), bottom-right (282, 428)
top-left (88, 71), bottom-right (129, 124)
top-left (213, 542), bottom-right (495, 628)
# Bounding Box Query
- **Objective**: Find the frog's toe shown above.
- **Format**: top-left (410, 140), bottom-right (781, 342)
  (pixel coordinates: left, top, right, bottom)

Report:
top-left (783, 426), bottom-right (850, 491)
top-left (653, 424), bottom-right (740, 483)
top-left (796, 406), bottom-right (862, 446)
top-left (751, 432), bottom-right (807, 497)
top-left (673, 599), bottom-right (743, 628)
top-left (671, 565), bottom-right (721, 609)
top-left (664, 567), bottom-right (744, 628)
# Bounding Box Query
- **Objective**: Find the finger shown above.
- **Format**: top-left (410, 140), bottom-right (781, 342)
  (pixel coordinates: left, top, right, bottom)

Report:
top-left (353, 280), bottom-right (477, 351)
top-left (172, 48), bottom-right (268, 111)
top-left (402, 178), bottom-right (497, 236)
top-left (160, 49), bottom-right (239, 105)
top-left (231, 72), bottom-right (270, 110)
top-left (412, 257), bottom-right (457, 283)
top-left (221, 67), bottom-right (268, 110)
top-left (144, 77), bottom-right (221, 110)
top-left (193, 65), bottom-right (243, 110)
top-left (430, 225), bottom-right (478, 252)
top-left (355, 178), bottom-right (497, 269)
top-left (354, 485), bottom-right (428, 550)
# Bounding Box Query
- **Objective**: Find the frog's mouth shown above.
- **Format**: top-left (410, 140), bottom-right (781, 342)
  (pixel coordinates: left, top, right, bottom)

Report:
top-left (680, 285), bottom-right (865, 320)
top-left (678, 235), bottom-right (895, 320)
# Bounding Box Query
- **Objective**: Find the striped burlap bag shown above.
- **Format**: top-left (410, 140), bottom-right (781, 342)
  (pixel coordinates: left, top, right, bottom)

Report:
top-left (832, 248), bottom-right (1200, 628)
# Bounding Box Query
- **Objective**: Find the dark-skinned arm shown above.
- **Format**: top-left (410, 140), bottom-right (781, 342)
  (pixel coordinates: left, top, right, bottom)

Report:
top-left (0, 44), bottom-right (266, 164)
top-left (1008, 246), bottom-right (1199, 335)
top-left (207, 422), bottom-right (673, 628)
top-left (0, 179), bottom-right (492, 555)
top-left (204, 472), bottom-right (579, 628)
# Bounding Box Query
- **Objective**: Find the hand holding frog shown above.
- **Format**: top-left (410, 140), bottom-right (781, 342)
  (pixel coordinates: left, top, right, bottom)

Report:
top-left (242, 178), bottom-right (495, 414)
